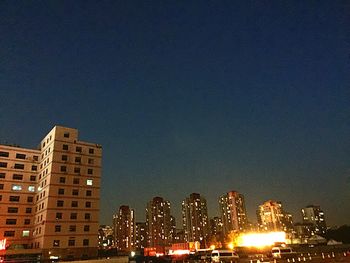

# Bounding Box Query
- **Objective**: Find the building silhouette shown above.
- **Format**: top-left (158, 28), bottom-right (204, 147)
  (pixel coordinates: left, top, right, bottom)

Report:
top-left (113, 205), bottom-right (135, 252)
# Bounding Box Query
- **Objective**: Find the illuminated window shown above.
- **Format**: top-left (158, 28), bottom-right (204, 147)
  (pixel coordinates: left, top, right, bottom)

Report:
top-left (12, 185), bottom-right (22, 191)
top-left (53, 240), bottom-right (60, 247)
top-left (28, 186), bottom-right (35, 192)
top-left (86, 179), bottom-right (93, 186)
top-left (22, 230), bottom-right (30, 237)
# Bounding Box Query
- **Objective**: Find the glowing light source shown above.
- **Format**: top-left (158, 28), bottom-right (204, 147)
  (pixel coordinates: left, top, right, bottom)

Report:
top-left (236, 232), bottom-right (286, 248)
top-left (0, 239), bottom-right (6, 250)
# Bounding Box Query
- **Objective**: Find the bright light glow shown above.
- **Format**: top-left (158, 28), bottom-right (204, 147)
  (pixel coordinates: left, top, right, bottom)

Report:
top-left (0, 239), bottom-right (6, 250)
top-left (210, 245), bottom-right (216, 250)
top-left (169, 249), bottom-right (190, 256)
top-left (131, 251), bottom-right (136, 257)
top-left (87, 179), bottom-right (93, 186)
top-left (236, 232), bottom-right (286, 248)
top-left (49, 256), bottom-right (59, 260)
top-left (227, 243), bottom-right (234, 250)
top-left (155, 253), bottom-right (164, 257)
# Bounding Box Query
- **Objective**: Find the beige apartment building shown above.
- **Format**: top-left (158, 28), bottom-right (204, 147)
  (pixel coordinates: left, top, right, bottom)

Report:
top-left (0, 126), bottom-right (102, 261)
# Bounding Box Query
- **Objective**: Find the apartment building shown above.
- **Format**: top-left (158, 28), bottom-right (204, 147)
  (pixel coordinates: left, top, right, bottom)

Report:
top-left (0, 126), bottom-right (102, 261)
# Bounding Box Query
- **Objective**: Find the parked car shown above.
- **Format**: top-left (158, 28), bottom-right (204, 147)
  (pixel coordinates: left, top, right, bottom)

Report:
top-left (211, 250), bottom-right (239, 263)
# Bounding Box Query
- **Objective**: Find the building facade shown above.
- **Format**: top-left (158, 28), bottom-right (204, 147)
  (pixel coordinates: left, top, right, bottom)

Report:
top-left (301, 205), bottom-right (327, 236)
top-left (219, 191), bottom-right (248, 236)
top-left (257, 200), bottom-right (293, 233)
top-left (134, 222), bottom-right (147, 251)
top-left (113, 205), bottom-right (135, 252)
top-left (0, 126), bottom-right (102, 261)
top-left (145, 197), bottom-right (173, 248)
top-left (182, 193), bottom-right (209, 245)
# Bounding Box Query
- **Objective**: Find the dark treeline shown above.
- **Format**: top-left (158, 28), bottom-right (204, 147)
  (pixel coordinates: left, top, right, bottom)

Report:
top-left (326, 225), bottom-right (350, 244)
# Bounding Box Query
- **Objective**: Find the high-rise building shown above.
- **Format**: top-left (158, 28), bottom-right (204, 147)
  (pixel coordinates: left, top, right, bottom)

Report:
top-left (135, 222), bottom-right (147, 251)
top-left (219, 191), bottom-right (248, 236)
top-left (209, 217), bottom-right (224, 244)
top-left (257, 200), bottom-right (293, 233)
top-left (113, 205), bottom-right (135, 252)
top-left (182, 193), bottom-right (209, 244)
top-left (301, 205), bottom-right (327, 235)
top-left (0, 126), bottom-right (102, 261)
top-left (98, 225), bottom-right (114, 248)
top-left (145, 197), bottom-right (173, 248)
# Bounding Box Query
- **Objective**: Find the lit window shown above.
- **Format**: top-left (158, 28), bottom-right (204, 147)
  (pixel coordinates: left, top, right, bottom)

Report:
top-left (12, 185), bottom-right (22, 191)
top-left (28, 186), bottom-right (35, 192)
top-left (86, 179), bottom-right (93, 186)
top-left (22, 230), bottom-right (30, 237)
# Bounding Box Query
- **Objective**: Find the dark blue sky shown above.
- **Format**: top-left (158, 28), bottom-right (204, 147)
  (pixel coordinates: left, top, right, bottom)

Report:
top-left (0, 1), bottom-right (349, 226)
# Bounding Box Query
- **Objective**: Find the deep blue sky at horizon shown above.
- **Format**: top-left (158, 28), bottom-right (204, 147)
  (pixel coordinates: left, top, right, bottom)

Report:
top-left (0, 1), bottom-right (349, 226)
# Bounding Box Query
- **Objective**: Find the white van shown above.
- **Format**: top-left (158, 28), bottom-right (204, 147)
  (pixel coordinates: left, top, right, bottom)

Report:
top-left (271, 246), bottom-right (295, 258)
top-left (211, 250), bottom-right (239, 263)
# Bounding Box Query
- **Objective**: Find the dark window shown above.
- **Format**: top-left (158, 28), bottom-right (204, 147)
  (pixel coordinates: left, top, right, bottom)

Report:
top-left (6, 219), bottom-right (17, 225)
top-left (59, 177), bottom-right (66, 183)
top-left (72, 189), bottom-right (79, 196)
top-left (0, 151), bottom-right (9, 157)
top-left (33, 155), bottom-right (39, 161)
top-left (73, 178), bottom-right (79, 184)
top-left (9, 196), bottom-right (20, 202)
top-left (14, 163), bottom-right (25, 169)
top-left (16, 153), bottom-right (26, 159)
top-left (64, 132), bottom-right (70, 138)
top-left (12, 174), bottom-right (23, 180)
top-left (55, 225), bottom-right (61, 232)
top-left (4, 231), bottom-right (15, 237)
top-left (58, 188), bottom-right (65, 195)
top-left (60, 166), bottom-right (67, 172)
top-left (70, 213), bottom-right (77, 219)
top-left (62, 144), bottom-right (69, 150)
top-left (24, 219), bottom-right (31, 225)
top-left (31, 165), bottom-right (37, 171)
top-left (57, 200), bottom-right (64, 207)
top-left (69, 225), bottom-right (76, 232)
top-left (68, 239), bottom-right (75, 246)
top-left (30, 175), bottom-right (36, 181)
top-left (87, 169), bottom-right (93, 175)
top-left (26, 207), bottom-right (32, 213)
top-left (75, 157), bottom-right (81, 163)
top-left (27, 196), bottom-right (33, 202)
top-left (85, 201), bottom-right (91, 208)
top-left (8, 207), bottom-right (18, 213)
top-left (0, 184), bottom-right (4, 189)
top-left (53, 240), bottom-right (60, 247)
top-left (88, 158), bottom-right (94, 164)
top-left (0, 173), bottom-right (5, 178)
top-left (74, 167), bottom-right (80, 173)
top-left (56, 212), bottom-right (62, 219)
top-left (83, 239), bottom-right (89, 246)
top-left (71, 201), bottom-right (78, 207)
top-left (0, 195), bottom-right (2, 201)
top-left (0, 162), bottom-right (8, 168)
top-left (89, 148), bottom-right (94, 154)
top-left (84, 225), bottom-right (90, 232)
top-left (85, 213), bottom-right (91, 220)
top-left (76, 146), bottom-right (82, 153)
top-left (86, 190), bottom-right (92, 196)
top-left (62, 155), bottom-right (68, 161)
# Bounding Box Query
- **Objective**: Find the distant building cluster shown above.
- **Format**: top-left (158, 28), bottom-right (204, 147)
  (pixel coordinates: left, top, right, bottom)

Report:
top-left (109, 191), bottom-right (327, 254)
top-left (0, 126), bottom-right (102, 261)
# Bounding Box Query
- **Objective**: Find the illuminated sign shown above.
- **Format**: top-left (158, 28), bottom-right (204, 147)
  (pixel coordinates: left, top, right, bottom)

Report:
top-left (0, 238), bottom-right (6, 250)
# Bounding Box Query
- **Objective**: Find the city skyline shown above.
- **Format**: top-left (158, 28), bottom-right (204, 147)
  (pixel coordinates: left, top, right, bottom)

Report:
top-left (1, 1), bottom-right (349, 227)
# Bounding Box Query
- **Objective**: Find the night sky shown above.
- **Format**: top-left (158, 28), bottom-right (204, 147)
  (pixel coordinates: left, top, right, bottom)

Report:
top-left (0, 1), bottom-right (349, 227)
